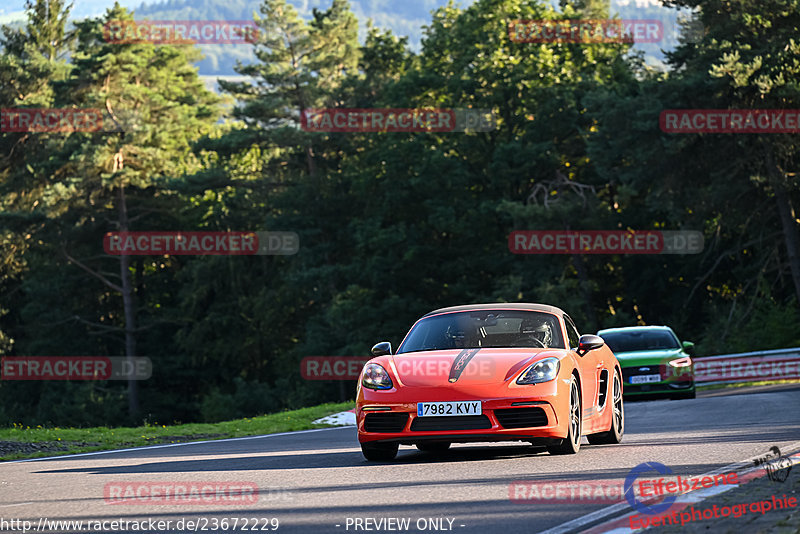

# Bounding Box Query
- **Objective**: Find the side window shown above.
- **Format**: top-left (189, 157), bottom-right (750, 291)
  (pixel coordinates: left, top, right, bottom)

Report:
top-left (564, 316), bottom-right (580, 350)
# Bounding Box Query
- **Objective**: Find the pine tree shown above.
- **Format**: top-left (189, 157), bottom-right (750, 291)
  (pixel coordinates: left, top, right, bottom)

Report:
top-left (218, 0), bottom-right (360, 175)
top-left (6, 3), bottom-right (222, 420)
top-left (0, 0), bottom-right (76, 359)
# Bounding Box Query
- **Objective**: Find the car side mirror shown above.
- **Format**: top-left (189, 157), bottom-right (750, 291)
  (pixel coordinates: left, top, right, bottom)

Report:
top-left (371, 341), bottom-right (392, 356)
top-left (577, 334), bottom-right (604, 356)
top-left (682, 341), bottom-right (695, 356)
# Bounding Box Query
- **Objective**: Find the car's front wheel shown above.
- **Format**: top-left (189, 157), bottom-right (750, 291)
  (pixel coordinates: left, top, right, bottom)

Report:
top-left (416, 442), bottom-right (451, 453)
top-left (547, 377), bottom-right (582, 455)
top-left (361, 442), bottom-right (399, 461)
top-left (588, 370), bottom-right (624, 445)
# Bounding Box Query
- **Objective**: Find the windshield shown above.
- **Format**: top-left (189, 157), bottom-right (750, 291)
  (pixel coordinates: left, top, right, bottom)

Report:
top-left (599, 330), bottom-right (680, 353)
top-left (397, 310), bottom-right (565, 353)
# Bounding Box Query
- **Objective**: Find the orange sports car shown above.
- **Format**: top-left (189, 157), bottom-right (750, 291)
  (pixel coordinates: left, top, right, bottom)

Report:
top-left (356, 303), bottom-right (624, 461)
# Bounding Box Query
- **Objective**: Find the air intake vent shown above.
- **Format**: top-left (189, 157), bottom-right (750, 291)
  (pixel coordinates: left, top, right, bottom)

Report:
top-left (598, 370), bottom-right (609, 408)
top-left (495, 408), bottom-right (548, 429)
top-left (410, 415), bottom-right (492, 431)
top-left (364, 412), bottom-right (409, 433)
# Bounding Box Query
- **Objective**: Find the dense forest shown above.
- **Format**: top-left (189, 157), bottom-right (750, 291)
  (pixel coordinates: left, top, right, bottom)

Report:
top-left (1, 0), bottom-right (799, 427)
top-left (134, 0), bottom-right (696, 74)
top-left (2, 0), bottom-right (695, 75)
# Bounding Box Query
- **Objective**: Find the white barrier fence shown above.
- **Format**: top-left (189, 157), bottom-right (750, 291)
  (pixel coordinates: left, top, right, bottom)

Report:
top-left (694, 347), bottom-right (800, 386)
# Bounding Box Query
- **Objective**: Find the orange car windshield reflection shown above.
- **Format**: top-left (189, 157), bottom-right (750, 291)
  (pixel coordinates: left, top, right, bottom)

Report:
top-left (396, 310), bottom-right (565, 354)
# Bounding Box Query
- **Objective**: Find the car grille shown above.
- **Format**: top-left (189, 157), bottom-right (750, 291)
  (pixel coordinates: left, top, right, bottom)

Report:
top-left (495, 408), bottom-right (548, 429)
top-left (363, 412), bottom-right (409, 433)
top-left (410, 415), bottom-right (492, 431)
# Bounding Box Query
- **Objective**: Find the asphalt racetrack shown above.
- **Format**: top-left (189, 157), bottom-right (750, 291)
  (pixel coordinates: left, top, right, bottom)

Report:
top-left (2, 384), bottom-right (799, 534)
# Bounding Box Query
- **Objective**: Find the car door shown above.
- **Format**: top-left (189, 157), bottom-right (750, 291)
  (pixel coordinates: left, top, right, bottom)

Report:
top-left (565, 315), bottom-right (602, 433)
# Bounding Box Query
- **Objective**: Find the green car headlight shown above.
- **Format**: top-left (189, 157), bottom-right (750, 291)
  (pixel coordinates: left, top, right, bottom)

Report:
top-left (517, 357), bottom-right (560, 385)
top-left (668, 356), bottom-right (692, 368)
top-left (666, 356), bottom-right (693, 380)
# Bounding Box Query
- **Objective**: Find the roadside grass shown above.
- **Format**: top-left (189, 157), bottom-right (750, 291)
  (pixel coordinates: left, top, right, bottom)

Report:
top-left (696, 378), bottom-right (800, 391)
top-left (3, 380), bottom-right (797, 462)
top-left (0, 401), bottom-right (354, 461)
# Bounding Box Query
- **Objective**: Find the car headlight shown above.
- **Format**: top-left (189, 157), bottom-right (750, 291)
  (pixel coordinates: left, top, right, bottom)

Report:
top-left (517, 357), bottom-right (560, 385)
top-left (668, 356), bottom-right (692, 367)
top-left (362, 363), bottom-right (393, 390)
top-left (666, 356), bottom-right (693, 380)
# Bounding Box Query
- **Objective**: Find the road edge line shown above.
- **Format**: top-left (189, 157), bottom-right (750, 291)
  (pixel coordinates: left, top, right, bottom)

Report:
top-left (0, 426), bottom-right (350, 464)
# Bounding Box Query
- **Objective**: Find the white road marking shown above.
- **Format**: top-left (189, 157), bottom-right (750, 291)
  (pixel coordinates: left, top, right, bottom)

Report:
top-left (0, 426), bottom-right (350, 464)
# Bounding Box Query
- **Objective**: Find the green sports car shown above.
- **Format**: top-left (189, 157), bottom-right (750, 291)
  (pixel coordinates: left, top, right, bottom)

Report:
top-left (596, 326), bottom-right (696, 400)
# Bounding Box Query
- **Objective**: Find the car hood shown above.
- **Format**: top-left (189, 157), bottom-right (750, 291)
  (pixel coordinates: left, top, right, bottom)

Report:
top-left (613, 348), bottom-right (685, 366)
top-left (390, 348), bottom-right (564, 386)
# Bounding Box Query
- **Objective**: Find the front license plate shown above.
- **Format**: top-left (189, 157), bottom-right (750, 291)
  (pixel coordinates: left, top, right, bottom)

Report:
top-left (630, 374), bottom-right (662, 384)
top-left (417, 401), bottom-right (481, 417)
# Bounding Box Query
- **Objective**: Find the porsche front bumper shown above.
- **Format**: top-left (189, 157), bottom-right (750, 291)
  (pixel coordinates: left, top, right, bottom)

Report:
top-left (357, 381), bottom-right (569, 445)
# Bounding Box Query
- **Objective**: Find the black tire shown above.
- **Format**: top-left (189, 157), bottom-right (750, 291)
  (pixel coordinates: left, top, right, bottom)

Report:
top-left (361, 442), bottom-right (399, 461)
top-left (587, 370), bottom-right (624, 445)
top-left (416, 442), bottom-right (451, 453)
top-left (547, 377), bottom-right (582, 455)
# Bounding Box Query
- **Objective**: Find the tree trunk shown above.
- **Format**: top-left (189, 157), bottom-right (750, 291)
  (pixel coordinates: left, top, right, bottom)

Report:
top-left (305, 145), bottom-right (317, 176)
top-left (118, 185), bottom-right (140, 419)
top-left (765, 145), bottom-right (800, 305)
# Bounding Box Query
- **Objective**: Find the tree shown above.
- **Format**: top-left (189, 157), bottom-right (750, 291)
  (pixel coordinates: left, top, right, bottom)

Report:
top-left (218, 0), bottom-right (360, 175)
top-left (585, 0), bottom-right (800, 344)
top-left (0, 0), bottom-right (76, 360)
top-left (4, 3), bottom-right (221, 421)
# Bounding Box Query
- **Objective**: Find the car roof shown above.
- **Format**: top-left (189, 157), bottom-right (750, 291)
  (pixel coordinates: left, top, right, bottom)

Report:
top-left (422, 303), bottom-right (567, 318)
top-left (597, 325), bottom-right (674, 334)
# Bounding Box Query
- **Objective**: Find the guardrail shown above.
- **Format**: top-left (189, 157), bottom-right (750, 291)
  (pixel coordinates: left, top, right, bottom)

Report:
top-left (694, 347), bottom-right (800, 386)
top-left (295, 349), bottom-right (800, 386)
